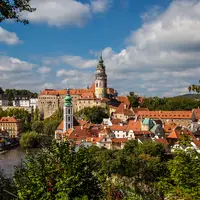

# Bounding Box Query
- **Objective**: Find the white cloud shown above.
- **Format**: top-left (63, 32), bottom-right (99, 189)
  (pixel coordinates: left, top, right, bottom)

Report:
top-left (96, 0), bottom-right (200, 96)
top-left (0, 27), bottom-right (21, 45)
top-left (44, 55), bottom-right (97, 69)
top-left (57, 69), bottom-right (94, 88)
top-left (140, 5), bottom-right (163, 23)
top-left (91, 0), bottom-right (112, 13)
top-left (24, 0), bottom-right (111, 27)
top-left (0, 56), bottom-right (34, 72)
top-left (37, 66), bottom-right (51, 74)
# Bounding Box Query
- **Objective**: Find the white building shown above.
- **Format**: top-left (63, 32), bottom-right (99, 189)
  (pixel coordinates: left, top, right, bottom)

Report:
top-left (30, 98), bottom-right (38, 110)
top-left (13, 96), bottom-right (30, 107)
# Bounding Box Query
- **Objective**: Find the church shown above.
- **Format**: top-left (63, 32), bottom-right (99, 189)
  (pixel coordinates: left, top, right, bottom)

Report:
top-left (38, 56), bottom-right (118, 119)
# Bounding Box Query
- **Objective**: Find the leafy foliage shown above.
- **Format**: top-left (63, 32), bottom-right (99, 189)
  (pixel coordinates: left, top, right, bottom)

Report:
top-left (14, 141), bottom-right (103, 200)
top-left (75, 106), bottom-right (108, 124)
top-left (0, 0), bottom-right (36, 24)
top-left (19, 131), bottom-right (41, 149)
top-left (140, 96), bottom-right (200, 110)
top-left (128, 92), bottom-right (140, 107)
top-left (1, 139), bottom-right (200, 199)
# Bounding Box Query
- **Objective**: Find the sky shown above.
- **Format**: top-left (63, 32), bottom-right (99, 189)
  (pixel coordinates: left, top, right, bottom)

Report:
top-left (0, 0), bottom-right (200, 97)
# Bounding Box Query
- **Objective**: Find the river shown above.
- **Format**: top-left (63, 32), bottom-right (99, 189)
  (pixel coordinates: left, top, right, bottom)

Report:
top-left (0, 147), bottom-right (26, 175)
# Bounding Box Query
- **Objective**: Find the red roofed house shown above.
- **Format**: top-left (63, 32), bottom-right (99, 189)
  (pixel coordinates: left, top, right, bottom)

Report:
top-left (0, 117), bottom-right (22, 138)
top-left (167, 126), bottom-right (200, 152)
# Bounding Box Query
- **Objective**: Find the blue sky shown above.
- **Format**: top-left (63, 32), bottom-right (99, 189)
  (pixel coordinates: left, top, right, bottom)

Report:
top-left (0, 0), bottom-right (199, 97)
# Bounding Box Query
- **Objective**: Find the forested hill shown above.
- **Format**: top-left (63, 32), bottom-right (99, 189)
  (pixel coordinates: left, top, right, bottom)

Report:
top-left (0, 88), bottom-right (38, 99)
top-left (173, 93), bottom-right (200, 99)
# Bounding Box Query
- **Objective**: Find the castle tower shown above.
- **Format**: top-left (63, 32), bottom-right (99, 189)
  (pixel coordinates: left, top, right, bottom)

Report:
top-left (95, 55), bottom-right (107, 98)
top-left (63, 89), bottom-right (73, 133)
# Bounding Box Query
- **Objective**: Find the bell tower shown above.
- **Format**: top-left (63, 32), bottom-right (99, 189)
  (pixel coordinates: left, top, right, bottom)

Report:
top-left (95, 55), bottom-right (107, 98)
top-left (63, 88), bottom-right (73, 133)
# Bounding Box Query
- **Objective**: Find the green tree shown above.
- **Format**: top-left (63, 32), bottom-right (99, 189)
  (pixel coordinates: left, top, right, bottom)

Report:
top-left (128, 92), bottom-right (140, 107)
top-left (19, 131), bottom-right (41, 149)
top-left (33, 107), bottom-right (40, 121)
top-left (31, 121), bottom-right (44, 133)
top-left (43, 120), bottom-right (60, 136)
top-left (165, 148), bottom-right (200, 199)
top-left (76, 106), bottom-right (108, 124)
top-left (14, 141), bottom-right (103, 200)
top-left (0, 0), bottom-right (36, 24)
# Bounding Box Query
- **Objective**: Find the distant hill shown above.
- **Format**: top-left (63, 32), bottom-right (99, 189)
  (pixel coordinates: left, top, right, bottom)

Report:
top-left (173, 93), bottom-right (200, 99)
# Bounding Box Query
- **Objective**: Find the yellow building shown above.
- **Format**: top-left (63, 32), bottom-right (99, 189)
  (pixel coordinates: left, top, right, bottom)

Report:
top-left (0, 117), bottom-right (22, 138)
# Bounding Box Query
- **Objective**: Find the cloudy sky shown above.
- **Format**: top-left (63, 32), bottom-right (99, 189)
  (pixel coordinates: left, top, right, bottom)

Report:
top-left (0, 0), bottom-right (199, 97)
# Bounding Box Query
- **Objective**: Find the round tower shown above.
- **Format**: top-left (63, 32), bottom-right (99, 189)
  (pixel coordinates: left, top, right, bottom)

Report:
top-left (95, 55), bottom-right (107, 98)
top-left (63, 89), bottom-right (73, 133)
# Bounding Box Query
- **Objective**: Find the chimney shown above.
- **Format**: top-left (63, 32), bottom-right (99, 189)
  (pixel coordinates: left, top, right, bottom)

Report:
top-left (81, 125), bottom-right (83, 130)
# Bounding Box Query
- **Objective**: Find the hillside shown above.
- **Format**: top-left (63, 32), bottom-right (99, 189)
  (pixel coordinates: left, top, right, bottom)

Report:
top-left (173, 93), bottom-right (200, 99)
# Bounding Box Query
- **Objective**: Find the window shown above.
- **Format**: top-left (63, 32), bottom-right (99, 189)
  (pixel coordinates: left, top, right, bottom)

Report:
top-left (68, 116), bottom-right (70, 121)
top-left (68, 124), bottom-right (71, 129)
top-left (96, 83), bottom-right (98, 87)
top-left (68, 109), bottom-right (70, 114)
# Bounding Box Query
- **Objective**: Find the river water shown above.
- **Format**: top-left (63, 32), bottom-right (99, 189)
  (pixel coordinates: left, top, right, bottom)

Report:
top-left (0, 147), bottom-right (26, 175)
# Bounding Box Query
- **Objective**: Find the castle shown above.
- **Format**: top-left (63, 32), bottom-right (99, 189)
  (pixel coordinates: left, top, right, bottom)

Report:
top-left (38, 56), bottom-right (118, 119)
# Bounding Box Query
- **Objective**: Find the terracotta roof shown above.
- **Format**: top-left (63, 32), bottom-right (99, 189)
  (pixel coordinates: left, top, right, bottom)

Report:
top-left (99, 127), bottom-right (112, 135)
top-left (112, 138), bottom-right (128, 143)
top-left (40, 88), bottom-right (90, 96)
top-left (67, 126), bottom-right (94, 140)
top-left (80, 92), bottom-right (95, 99)
top-left (111, 119), bottom-right (121, 125)
top-left (117, 96), bottom-right (130, 107)
top-left (110, 124), bottom-right (127, 131)
top-left (134, 131), bottom-right (153, 135)
top-left (56, 118), bottom-right (80, 130)
top-left (155, 138), bottom-right (169, 145)
top-left (132, 107), bottom-right (149, 113)
top-left (164, 122), bottom-right (177, 133)
top-left (126, 120), bottom-right (141, 131)
top-left (86, 137), bottom-right (100, 144)
top-left (167, 127), bottom-right (200, 148)
top-left (138, 111), bottom-right (192, 119)
top-left (111, 103), bottom-right (134, 116)
top-left (89, 83), bottom-right (95, 92)
top-left (0, 117), bottom-right (20, 123)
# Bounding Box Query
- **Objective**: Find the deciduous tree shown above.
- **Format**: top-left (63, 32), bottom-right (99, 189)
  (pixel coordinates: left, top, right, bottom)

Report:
top-left (0, 0), bottom-right (35, 24)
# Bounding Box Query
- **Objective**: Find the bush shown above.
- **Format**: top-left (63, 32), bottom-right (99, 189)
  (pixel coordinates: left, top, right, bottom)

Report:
top-left (20, 131), bottom-right (41, 149)
top-left (31, 121), bottom-right (44, 134)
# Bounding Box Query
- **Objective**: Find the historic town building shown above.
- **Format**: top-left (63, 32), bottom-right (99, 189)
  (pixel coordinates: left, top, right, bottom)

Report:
top-left (95, 55), bottom-right (107, 98)
top-left (38, 56), bottom-right (118, 119)
top-left (0, 117), bottom-right (22, 138)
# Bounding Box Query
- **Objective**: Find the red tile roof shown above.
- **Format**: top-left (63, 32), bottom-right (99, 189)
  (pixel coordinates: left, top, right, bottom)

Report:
top-left (134, 131), bottom-right (153, 135)
top-left (112, 138), bottom-right (128, 143)
top-left (110, 103), bottom-right (134, 116)
top-left (167, 127), bottom-right (200, 148)
top-left (117, 96), bottom-right (130, 107)
top-left (80, 92), bottom-right (95, 99)
top-left (0, 117), bottom-right (20, 123)
top-left (138, 111), bottom-right (192, 119)
top-left (155, 138), bottom-right (169, 145)
top-left (132, 107), bottom-right (149, 113)
top-left (126, 120), bottom-right (141, 131)
top-left (110, 124), bottom-right (127, 131)
top-left (111, 119), bottom-right (121, 125)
